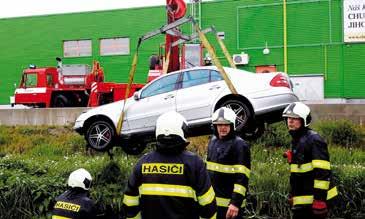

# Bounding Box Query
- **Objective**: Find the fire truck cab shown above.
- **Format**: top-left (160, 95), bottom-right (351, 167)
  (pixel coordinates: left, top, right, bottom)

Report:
top-left (11, 60), bottom-right (143, 108)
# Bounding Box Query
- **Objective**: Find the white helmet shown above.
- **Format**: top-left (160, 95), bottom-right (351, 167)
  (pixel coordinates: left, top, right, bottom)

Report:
top-left (212, 107), bottom-right (237, 130)
top-left (156, 111), bottom-right (188, 142)
top-left (68, 168), bottom-right (92, 190)
top-left (282, 102), bottom-right (312, 127)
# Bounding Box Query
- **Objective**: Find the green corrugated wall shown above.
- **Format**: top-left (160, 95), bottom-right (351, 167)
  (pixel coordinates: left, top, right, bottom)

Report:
top-left (0, 6), bottom-right (167, 104)
top-left (0, 0), bottom-right (364, 104)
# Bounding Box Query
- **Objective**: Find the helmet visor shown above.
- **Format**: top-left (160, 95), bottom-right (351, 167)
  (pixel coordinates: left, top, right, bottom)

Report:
top-left (212, 117), bottom-right (232, 125)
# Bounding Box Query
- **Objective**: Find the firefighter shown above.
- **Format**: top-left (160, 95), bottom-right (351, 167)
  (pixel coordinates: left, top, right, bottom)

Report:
top-left (207, 107), bottom-right (251, 219)
top-left (122, 111), bottom-right (217, 219)
top-left (282, 102), bottom-right (338, 219)
top-left (52, 168), bottom-right (97, 219)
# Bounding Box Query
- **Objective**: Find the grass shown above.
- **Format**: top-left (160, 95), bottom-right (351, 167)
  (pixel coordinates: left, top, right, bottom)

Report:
top-left (0, 120), bottom-right (364, 218)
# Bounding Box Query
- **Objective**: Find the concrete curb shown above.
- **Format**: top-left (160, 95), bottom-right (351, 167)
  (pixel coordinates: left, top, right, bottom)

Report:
top-left (0, 104), bottom-right (364, 126)
top-left (0, 108), bottom-right (88, 126)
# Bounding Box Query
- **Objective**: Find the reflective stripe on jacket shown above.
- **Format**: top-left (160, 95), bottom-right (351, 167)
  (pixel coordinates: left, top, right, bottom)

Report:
top-left (52, 188), bottom-right (96, 219)
top-left (123, 150), bottom-right (217, 219)
top-left (289, 129), bottom-right (337, 207)
top-left (207, 135), bottom-right (251, 210)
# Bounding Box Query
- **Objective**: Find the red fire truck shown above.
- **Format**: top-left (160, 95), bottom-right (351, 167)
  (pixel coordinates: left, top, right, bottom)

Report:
top-left (10, 58), bottom-right (144, 108)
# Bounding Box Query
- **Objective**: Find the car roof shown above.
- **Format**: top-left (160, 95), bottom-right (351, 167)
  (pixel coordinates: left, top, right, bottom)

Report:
top-left (146, 65), bottom-right (258, 85)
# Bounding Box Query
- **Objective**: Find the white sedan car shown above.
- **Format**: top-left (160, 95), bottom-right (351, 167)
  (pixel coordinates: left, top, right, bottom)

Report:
top-left (74, 66), bottom-right (298, 154)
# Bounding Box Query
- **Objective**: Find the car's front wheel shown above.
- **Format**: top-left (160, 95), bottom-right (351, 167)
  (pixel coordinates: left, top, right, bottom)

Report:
top-left (85, 120), bottom-right (115, 151)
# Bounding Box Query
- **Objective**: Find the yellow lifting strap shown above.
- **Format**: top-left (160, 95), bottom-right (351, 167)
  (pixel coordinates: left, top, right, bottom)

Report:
top-left (194, 23), bottom-right (238, 94)
top-left (213, 30), bottom-right (236, 69)
top-left (116, 50), bottom-right (139, 135)
top-left (162, 47), bottom-right (171, 75)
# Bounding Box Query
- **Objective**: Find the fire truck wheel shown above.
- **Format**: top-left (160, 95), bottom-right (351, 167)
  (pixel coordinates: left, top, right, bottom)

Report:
top-left (85, 120), bottom-right (115, 151)
top-left (52, 94), bottom-right (70, 107)
top-left (121, 141), bottom-right (147, 155)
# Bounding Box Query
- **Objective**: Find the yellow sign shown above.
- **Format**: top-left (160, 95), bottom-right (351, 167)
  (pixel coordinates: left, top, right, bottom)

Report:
top-left (54, 201), bottom-right (81, 212)
top-left (142, 163), bottom-right (184, 175)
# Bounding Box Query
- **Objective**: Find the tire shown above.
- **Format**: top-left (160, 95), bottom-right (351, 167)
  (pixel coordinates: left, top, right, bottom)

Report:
top-left (121, 141), bottom-right (147, 155)
top-left (221, 99), bottom-right (252, 132)
top-left (52, 94), bottom-right (70, 107)
top-left (85, 120), bottom-right (115, 151)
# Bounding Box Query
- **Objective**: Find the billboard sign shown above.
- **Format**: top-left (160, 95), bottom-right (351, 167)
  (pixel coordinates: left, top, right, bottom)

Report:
top-left (343, 0), bottom-right (365, 43)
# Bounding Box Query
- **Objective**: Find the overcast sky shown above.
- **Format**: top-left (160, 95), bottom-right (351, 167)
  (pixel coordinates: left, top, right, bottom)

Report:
top-left (0, 0), bottom-right (168, 19)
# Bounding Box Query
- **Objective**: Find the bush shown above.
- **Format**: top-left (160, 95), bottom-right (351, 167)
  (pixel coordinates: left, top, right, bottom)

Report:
top-left (252, 122), bottom-right (291, 148)
top-left (0, 157), bottom-right (65, 218)
top-left (0, 125), bottom-right (84, 155)
top-left (314, 120), bottom-right (364, 148)
top-left (0, 153), bottom-right (137, 219)
top-left (0, 125), bottom-right (364, 218)
top-left (187, 135), bottom-right (210, 157)
top-left (0, 126), bottom-right (10, 146)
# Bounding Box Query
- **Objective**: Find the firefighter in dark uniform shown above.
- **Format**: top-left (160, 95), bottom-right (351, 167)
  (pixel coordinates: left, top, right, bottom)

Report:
top-left (282, 102), bottom-right (338, 219)
top-left (52, 168), bottom-right (97, 219)
top-left (207, 107), bottom-right (251, 219)
top-left (122, 111), bottom-right (217, 219)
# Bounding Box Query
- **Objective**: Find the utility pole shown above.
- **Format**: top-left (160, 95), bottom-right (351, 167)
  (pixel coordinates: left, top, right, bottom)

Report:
top-left (283, 0), bottom-right (288, 73)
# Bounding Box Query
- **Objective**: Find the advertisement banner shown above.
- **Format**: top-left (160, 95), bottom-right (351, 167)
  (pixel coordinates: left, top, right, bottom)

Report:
top-left (343, 0), bottom-right (365, 43)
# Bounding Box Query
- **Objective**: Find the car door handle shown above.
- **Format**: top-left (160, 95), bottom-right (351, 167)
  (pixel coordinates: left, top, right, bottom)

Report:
top-left (164, 94), bottom-right (175, 100)
top-left (209, 85), bottom-right (221, 90)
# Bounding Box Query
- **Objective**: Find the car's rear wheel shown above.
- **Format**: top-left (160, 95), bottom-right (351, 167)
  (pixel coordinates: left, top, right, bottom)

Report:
top-left (221, 99), bottom-right (252, 132)
top-left (121, 141), bottom-right (147, 155)
top-left (85, 120), bottom-right (115, 151)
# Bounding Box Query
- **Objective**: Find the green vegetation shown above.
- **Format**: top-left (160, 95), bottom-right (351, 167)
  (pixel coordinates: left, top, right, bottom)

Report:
top-left (0, 121), bottom-right (364, 218)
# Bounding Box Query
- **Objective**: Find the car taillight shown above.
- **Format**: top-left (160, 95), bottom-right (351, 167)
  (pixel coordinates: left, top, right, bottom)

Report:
top-left (270, 74), bottom-right (290, 88)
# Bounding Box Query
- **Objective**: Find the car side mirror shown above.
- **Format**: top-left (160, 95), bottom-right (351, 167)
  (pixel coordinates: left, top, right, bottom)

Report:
top-left (134, 91), bottom-right (140, 100)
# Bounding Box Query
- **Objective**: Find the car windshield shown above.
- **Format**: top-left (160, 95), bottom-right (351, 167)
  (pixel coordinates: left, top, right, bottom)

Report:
top-left (141, 73), bottom-right (180, 98)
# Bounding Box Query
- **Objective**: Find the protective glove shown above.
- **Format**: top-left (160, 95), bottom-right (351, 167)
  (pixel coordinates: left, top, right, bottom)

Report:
top-left (283, 150), bottom-right (293, 163)
top-left (312, 200), bottom-right (328, 218)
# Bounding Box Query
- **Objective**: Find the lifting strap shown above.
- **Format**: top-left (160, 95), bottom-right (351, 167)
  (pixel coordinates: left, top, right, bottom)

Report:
top-left (212, 27), bottom-right (236, 69)
top-left (171, 26), bottom-right (236, 69)
top-left (163, 47), bottom-right (172, 75)
top-left (116, 17), bottom-right (239, 136)
top-left (116, 40), bottom-right (141, 135)
top-left (116, 17), bottom-right (194, 136)
top-left (194, 23), bottom-right (238, 94)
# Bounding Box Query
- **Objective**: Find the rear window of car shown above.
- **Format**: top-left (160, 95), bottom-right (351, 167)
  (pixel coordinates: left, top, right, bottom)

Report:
top-left (141, 73), bottom-right (180, 98)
